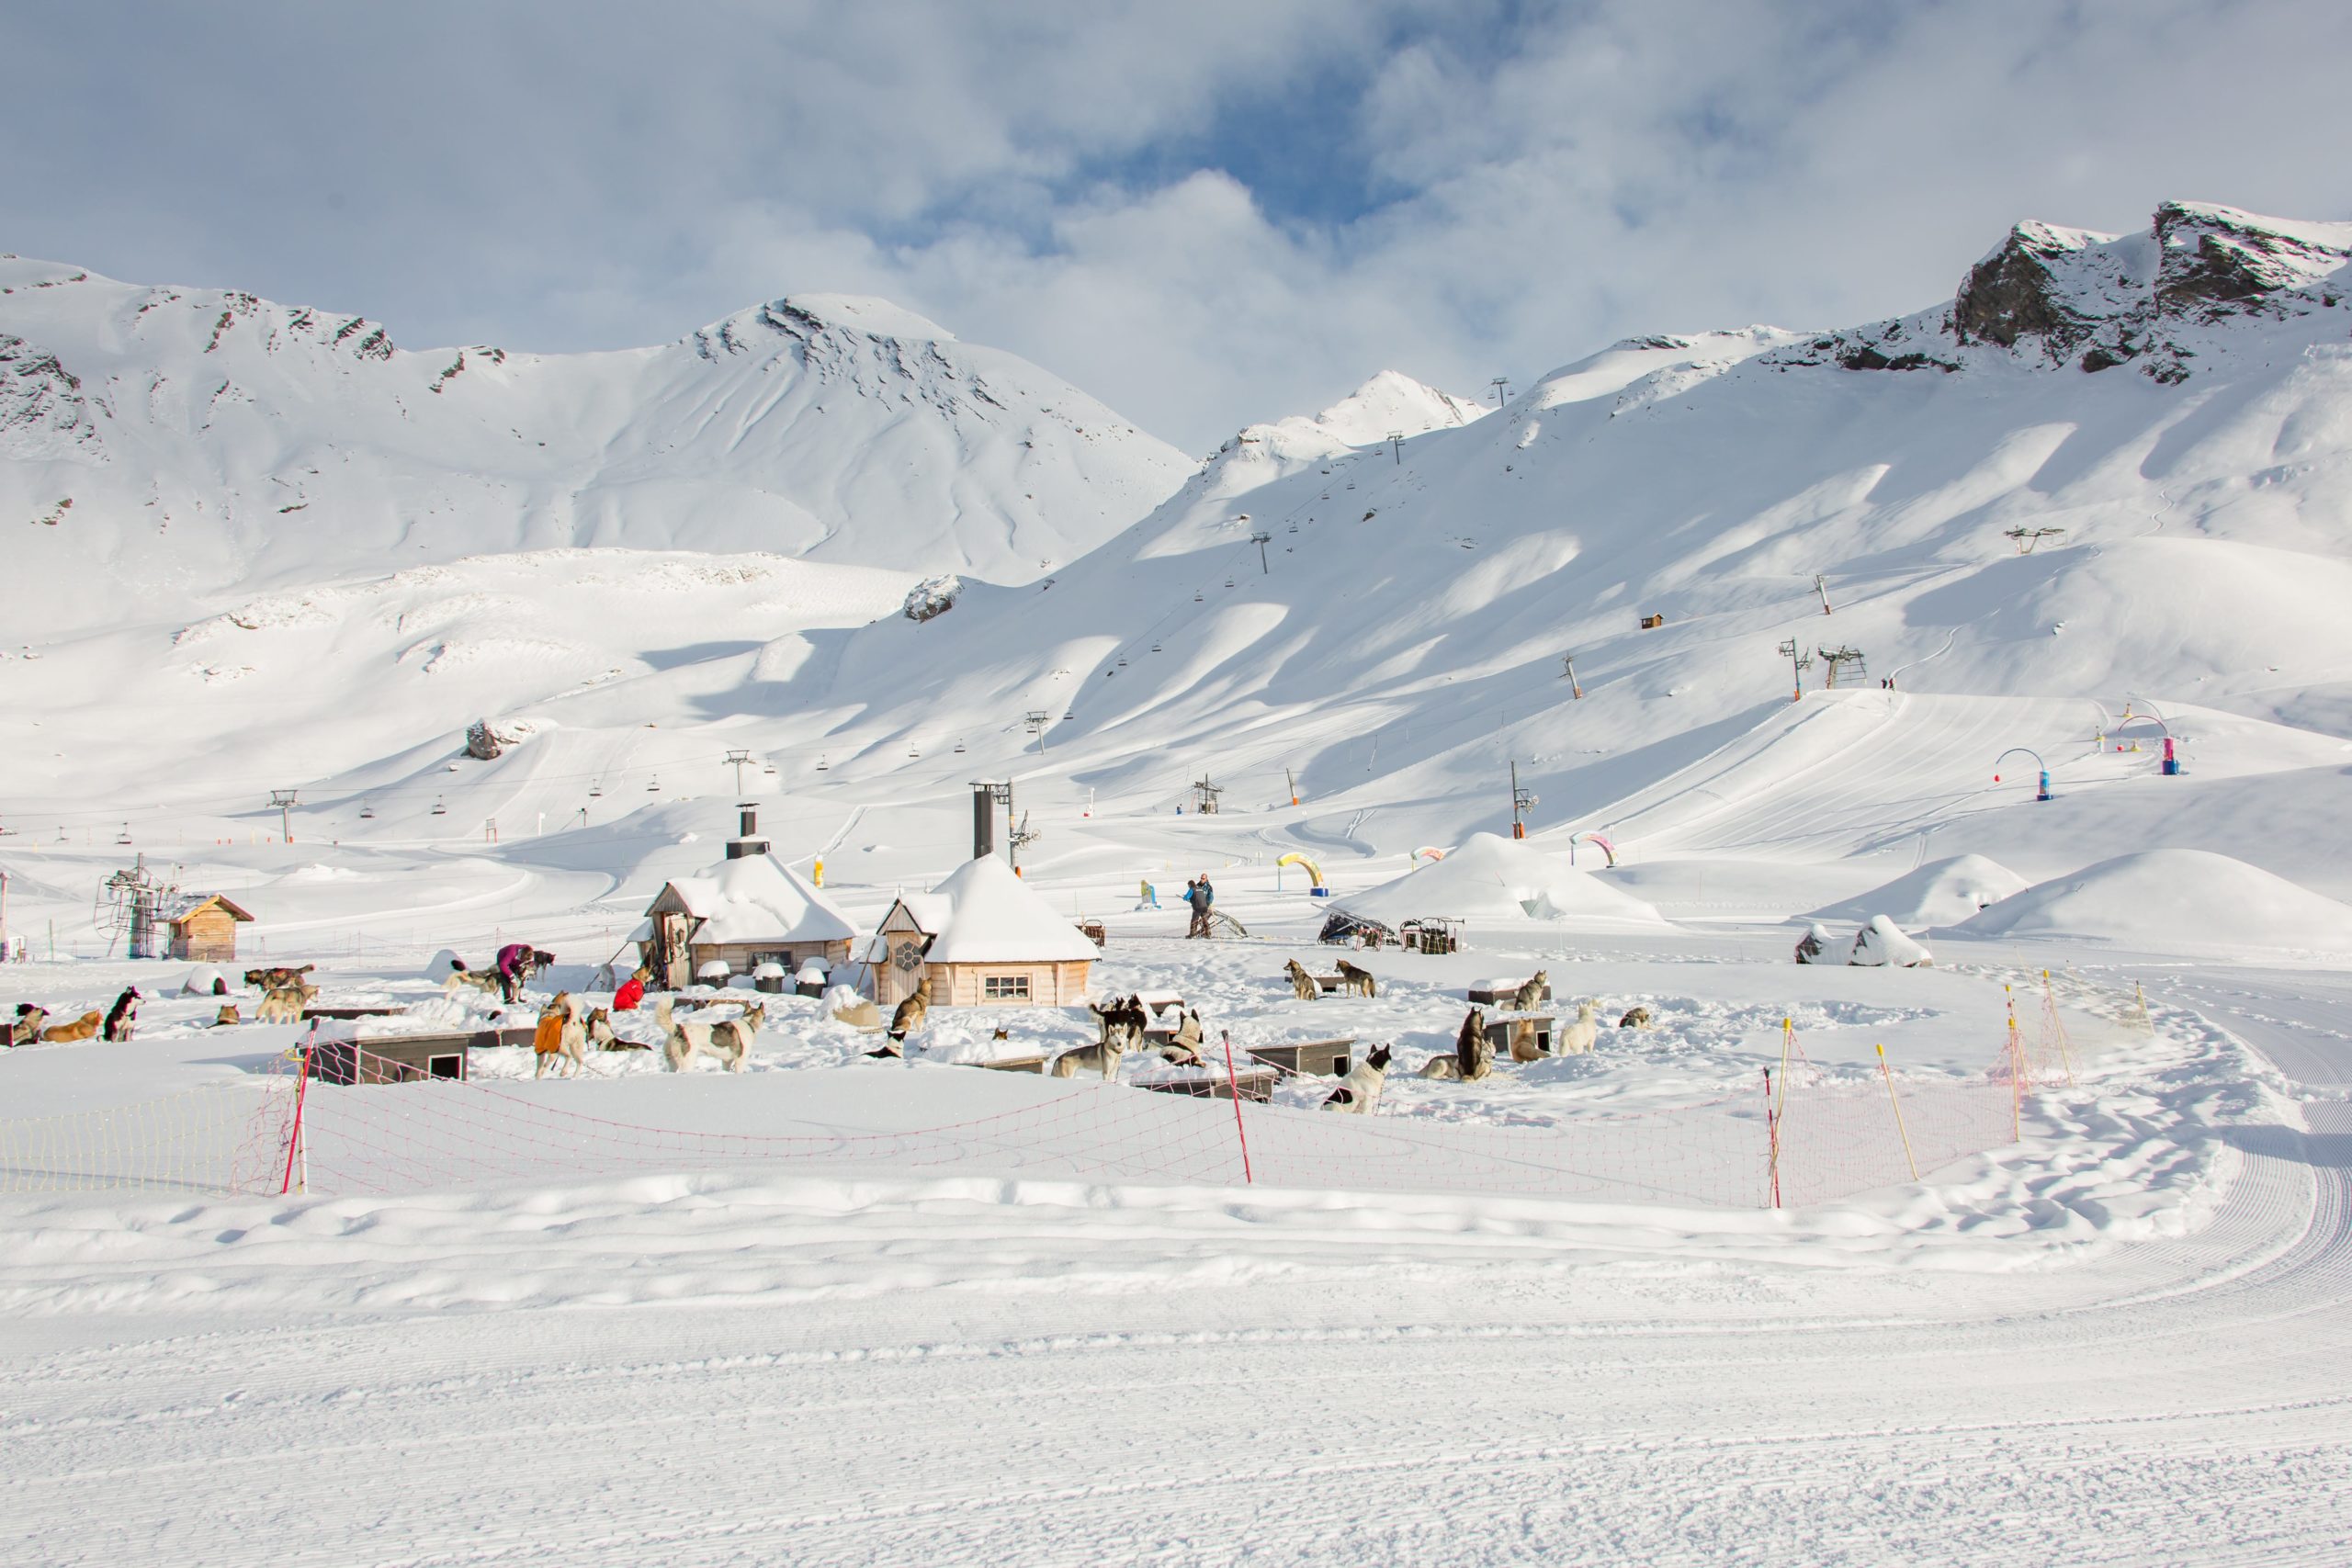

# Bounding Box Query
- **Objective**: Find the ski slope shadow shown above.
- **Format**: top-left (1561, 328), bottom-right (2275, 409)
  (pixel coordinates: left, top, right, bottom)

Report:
top-left (1584, 690), bottom-right (2093, 860)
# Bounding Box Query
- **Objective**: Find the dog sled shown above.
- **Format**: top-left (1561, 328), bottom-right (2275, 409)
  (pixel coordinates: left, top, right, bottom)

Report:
top-left (1316, 911), bottom-right (1390, 948)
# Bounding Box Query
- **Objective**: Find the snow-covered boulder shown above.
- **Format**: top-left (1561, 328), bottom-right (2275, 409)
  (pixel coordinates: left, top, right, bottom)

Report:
top-left (903, 575), bottom-right (963, 623)
top-left (1813, 855), bottom-right (2031, 930)
top-left (1793, 923), bottom-right (1834, 964)
top-left (1333, 832), bottom-right (1668, 930)
top-left (1849, 915), bottom-right (1932, 967)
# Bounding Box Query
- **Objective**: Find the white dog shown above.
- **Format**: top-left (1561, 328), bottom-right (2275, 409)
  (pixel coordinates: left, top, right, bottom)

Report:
top-left (1321, 1044), bottom-right (1393, 1113)
top-left (659, 997), bottom-right (755, 1072)
top-left (1556, 1000), bottom-right (1600, 1056)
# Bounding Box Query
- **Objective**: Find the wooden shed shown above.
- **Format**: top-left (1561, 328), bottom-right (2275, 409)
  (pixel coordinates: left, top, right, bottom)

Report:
top-left (165, 895), bottom-right (255, 963)
top-left (861, 856), bottom-right (1095, 1010)
top-left (639, 808), bottom-right (857, 989)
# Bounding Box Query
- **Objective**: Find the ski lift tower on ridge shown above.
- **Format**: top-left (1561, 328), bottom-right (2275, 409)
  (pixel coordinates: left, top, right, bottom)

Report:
top-left (1189, 777), bottom-right (1224, 816)
top-left (1817, 646), bottom-right (1868, 689)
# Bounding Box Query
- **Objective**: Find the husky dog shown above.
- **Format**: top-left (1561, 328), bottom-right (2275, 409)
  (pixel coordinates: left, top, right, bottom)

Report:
top-left (102, 987), bottom-right (142, 1043)
top-left (1335, 959), bottom-right (1377, 998)
top-left (888, 977), bottom-right (933, 1045)
top-left (1420, 1009), bottom-right (1492, 1081)
top-left (1322, 1043), bottom-right (1394, 1113)
top-left (1557, 1000), bottom-right (1601, 1056)
top-left (1508, 1016), bottom-right (1547, 1063)
top-left (1510, 970), bottom-right (1549, 1013)
top-left (444, 961), bottom-right (504, 998)
top-left (711, 1002), bottom-right (765, 1065)
top-left (1086, 994), bottom-right (1149, 1053)
top-left (9, 1004), bottom-right (49, 1046)
top-left (1161, 1009), bottom-right (1207, 1066)
top-left (256, 983), bottom-right (314, 1025)
top-left (245, 964), bottom-right (315, 992)
top-left (1285, 960), bottom-right (1320, 1001)
top-left (1051, 1030), bottom-right (1128, 1080)
top-left (532, 993), bottom-right (587, 1079)
top-left (660, 996), bottom-right (749, 1073)
top-left (1618, 1006), bottom-right (1653, 1030)
top-left (214, 1004), bottom-right (243, 1028)
top-left (40, 1009), bottom-right (105, 1043)
top-left (585, 1007), bottom-right (650, 1052)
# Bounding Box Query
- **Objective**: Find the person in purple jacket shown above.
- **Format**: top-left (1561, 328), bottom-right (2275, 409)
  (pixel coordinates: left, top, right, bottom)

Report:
top-left (495, 943), bottom-right (555, 1003)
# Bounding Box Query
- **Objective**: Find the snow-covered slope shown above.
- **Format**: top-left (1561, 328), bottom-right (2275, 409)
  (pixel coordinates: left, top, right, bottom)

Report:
top-left (12, 200), bottom-right (2352, 938)
top-left (0, 257), bottom-right (1189, 635)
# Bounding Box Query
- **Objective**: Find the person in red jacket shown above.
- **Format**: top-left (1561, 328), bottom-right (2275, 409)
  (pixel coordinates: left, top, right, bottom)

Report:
top-left (612, 967), bottom-right (649, 1012)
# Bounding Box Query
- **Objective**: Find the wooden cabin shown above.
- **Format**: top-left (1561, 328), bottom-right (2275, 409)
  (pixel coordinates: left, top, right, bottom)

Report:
top-left (638, 805), bottom-right (857, 989)
top-left (165, 895), bottom-right (254, 963)
top-left (861, 856), bottom-right (1095, 1009)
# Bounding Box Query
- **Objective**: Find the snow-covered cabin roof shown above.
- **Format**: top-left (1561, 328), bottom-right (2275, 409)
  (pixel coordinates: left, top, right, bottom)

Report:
top-left (164, 893), bottom-right (255, 925)
top-left (912, 856), bottom-right (1098, 964)
top-left (648, 852), bottom-right (857, 945)
top-left (881, 893), bottom-right (955, 935)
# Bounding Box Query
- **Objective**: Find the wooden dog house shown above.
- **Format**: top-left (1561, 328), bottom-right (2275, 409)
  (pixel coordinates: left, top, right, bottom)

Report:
top-left (165, 895), bottom-right (255, 963)
top-left (862, 856), bottom-right (1095, 1009)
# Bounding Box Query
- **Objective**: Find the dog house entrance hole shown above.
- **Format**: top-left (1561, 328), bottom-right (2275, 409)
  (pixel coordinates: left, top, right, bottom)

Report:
top-left (428, 1054), bottom-right (463, 1079)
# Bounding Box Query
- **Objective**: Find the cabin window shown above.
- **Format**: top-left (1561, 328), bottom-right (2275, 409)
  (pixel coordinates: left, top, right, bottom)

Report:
top-left (982, 975), bottom-right (1031, 1000)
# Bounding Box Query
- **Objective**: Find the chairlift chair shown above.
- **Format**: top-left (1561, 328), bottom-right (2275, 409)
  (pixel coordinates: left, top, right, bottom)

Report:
top-left (1194, 591), bottom-right (1204, 603)
top-left (648, 776), bottom-right (661, 792)
top-left (1151, 641), bottom-right (1162, 652)
top-left (954, 740), bottom-right (967, 754)
top-left (590, 782), bottom-right (603, 798)
top-left (816, 756), bottom-right (829, 772)
top-left (1225, 577), bottom-right (1236, 588)
top-left (116, 825), bottom-right (132, 846)
top-left (359, 803), bottom-right (375, 820)
top-left (1117, 656), bottom-right (1128, 667)
top-left (1063, 709), bottom-right (1076, 720)
top-left (907, 745), bottom-right (920, 758)
top-left (431, 797), bottom-right (448, 816)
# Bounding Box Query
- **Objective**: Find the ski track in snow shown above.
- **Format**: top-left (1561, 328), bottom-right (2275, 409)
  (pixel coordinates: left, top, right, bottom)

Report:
top-left (4, 967), bottom-right (2352, 1563)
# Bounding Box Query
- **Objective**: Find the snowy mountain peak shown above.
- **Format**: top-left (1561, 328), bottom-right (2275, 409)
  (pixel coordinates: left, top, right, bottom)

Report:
top-left (1779, 200), bottom-right (2352, 383)
top-left (769, 293), bottom-right (958, 343)
top-left (1301, 370), bottom-right (1488, 446)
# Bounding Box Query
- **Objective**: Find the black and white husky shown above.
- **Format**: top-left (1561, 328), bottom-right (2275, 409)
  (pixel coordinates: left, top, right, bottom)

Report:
top-left (1322, 1043), bottom-right (1393, 1113)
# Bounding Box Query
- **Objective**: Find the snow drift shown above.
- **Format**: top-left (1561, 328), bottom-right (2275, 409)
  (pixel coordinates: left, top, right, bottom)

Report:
top-left (1815, 856), bottom-right (2031, 930)
top-left (1335, 832), bottom-right (1668, 930)
top-left (1950, 848), bottom-right (2352, 956)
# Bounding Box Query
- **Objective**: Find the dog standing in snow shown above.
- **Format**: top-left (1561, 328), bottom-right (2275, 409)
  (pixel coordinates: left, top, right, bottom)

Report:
top-left (888, 976), bottom-right (933, 1046)
top-left (1335, 959), bottom-right (1377, 998)
top-left (533, 993), bottom-right (587, 1078)
top-left (445, 962), bottom-right (504, 999)
top-left (659, 996), bottom-right (749, 1073)
top-left (1322, 1044), bottom-right (1393, 1113)
top-left (1051, 1029), bottom-right (1127, 1080)
top-left (1509, 970), bottom-right (1549, 1013)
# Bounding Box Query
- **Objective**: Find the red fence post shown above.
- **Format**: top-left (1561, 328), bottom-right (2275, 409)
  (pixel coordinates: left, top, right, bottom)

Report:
top-left (279, 1027), bottom-right (314, 1197)
top-left (1221, 1031), bottom-right (1254, 1185)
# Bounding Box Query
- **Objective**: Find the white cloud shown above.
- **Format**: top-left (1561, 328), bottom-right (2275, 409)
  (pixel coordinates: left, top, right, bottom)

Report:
top-left (6, 0), bottom-right (2350, 449)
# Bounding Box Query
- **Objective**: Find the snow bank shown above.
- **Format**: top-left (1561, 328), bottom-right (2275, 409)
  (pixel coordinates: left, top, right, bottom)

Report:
top-left (1336, 832), bottom-right (1668, 930)
top-left (1849, 915), bottom-right (1932, 967)
top-left (1951, 849), bottom-right (2352, 956)
top-left (1813, 855), bottom-right (2030, 930)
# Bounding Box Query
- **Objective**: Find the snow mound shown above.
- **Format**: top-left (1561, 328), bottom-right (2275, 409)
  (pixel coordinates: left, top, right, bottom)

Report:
top-left (1849, 915), bottom-right (1932, 967)
top-left (1335, 832), bottom-right (1668, 930)
top-left (1814, 855), bottom-right (2031, 929)
top-left (1951, 849), bottom-right (2352, 955)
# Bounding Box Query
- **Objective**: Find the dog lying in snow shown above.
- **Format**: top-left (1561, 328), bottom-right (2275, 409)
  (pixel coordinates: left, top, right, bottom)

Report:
top-left (1285, 959), bottom-right (1320, 1001)
top-left (214, 1004), bottom-right (243, 1028)
top-left (1322, 1044), bottom-right (1393, 1113)
top-left (1508, 1016), bottom-right (1547, 1063)
top-left (1618, 1006), bottom-right (1653, 1030)
top-left (40, 1009), bottom-right (104, 1043)
top-left (444, 961), bottom-right (504, 999)
top-left (1161, 1009), bottom-right (1207, 1066)
top-left (245, 964), bottom-right (314, 992)
top-left (10, 1004), bottom-right (48, 1046)
top-left (1510, 970), bottom-right (1549, 1013)
top-left (1420, 1009), bottom-right (1492, 1081)
top-left (1556, 1000), bottom-right (1600, 1055)
top-left (584, 1008), bottom-right (650, 1052)
top-left (1335, 959), bottom-right (1377, 998)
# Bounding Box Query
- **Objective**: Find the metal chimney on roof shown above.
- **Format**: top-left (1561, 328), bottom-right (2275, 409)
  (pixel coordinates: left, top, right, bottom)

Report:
top-left (972, 784), bottom-right (996, 861)
top-left (726, 801), bottom-right (770, 859)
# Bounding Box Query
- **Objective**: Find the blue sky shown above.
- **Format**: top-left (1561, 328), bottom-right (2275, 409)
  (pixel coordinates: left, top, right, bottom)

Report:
top-left (6, 1), bottom-right (2348, 449)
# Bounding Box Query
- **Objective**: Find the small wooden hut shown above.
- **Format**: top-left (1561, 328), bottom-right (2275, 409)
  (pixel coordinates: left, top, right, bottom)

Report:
top-left (165, 895), bottom-right (255, 963)
top-left (637, 804), bottom-right (857, 989)
top-left (861, 856), bottom-right (1095, 1009)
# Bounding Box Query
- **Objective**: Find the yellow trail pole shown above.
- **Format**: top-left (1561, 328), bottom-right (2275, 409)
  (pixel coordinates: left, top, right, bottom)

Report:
top-left (1877, 1043), bottom-right (1919, 1181)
